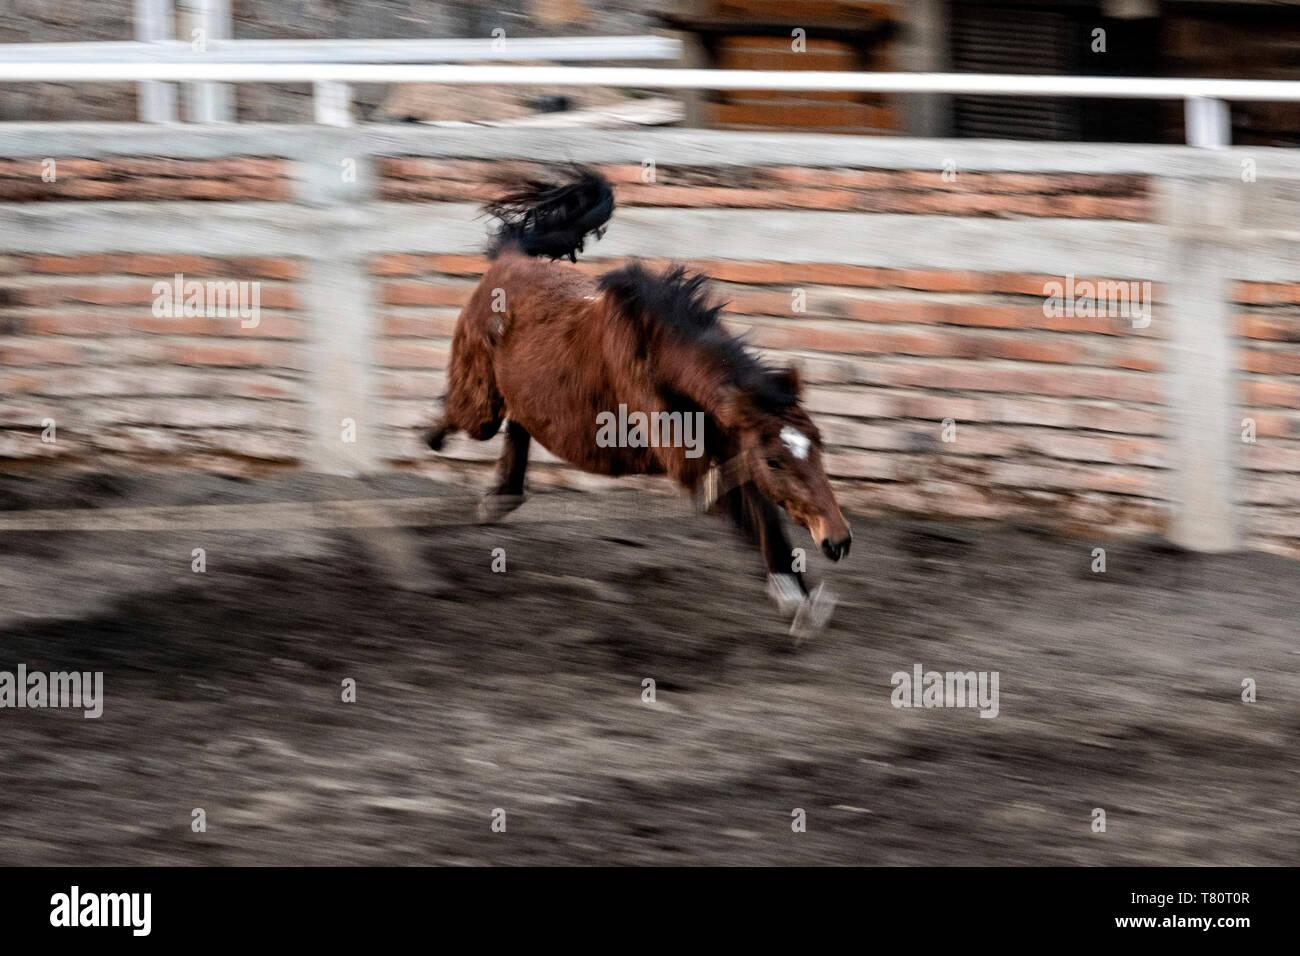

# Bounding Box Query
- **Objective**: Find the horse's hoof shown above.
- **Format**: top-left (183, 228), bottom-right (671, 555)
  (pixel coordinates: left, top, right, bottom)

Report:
top-left (789, 583), bottom-right (836, 646)
top-left (477, 493), bottom-right (525, 524)
top-left (766, 573), bottom-right (805, 616)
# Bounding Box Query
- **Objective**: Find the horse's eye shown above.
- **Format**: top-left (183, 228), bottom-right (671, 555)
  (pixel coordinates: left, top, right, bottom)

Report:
top-left (766, 457), bottom-right (783, 471)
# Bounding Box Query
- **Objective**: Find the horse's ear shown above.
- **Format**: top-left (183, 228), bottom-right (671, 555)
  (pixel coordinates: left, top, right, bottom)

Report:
top-left (773, 365), bottom-right (803, 398)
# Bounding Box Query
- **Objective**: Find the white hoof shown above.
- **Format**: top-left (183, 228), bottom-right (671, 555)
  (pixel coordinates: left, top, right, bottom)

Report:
top-left (789, 583), bottom-right (837, 646)
top-left (767, 573), bottom-right (805, 616)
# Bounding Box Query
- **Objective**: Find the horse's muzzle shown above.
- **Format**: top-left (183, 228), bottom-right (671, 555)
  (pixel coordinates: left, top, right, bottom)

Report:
top-left (820, 532), bottom-right (852, 562)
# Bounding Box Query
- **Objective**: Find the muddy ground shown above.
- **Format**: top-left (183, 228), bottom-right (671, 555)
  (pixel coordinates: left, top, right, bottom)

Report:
top-left (0, 471), bottom-right (1296, 866)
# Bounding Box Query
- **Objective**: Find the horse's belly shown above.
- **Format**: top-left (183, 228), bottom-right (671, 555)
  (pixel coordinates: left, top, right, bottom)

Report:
top-left (495, 372), bottom-right (662, 477)
top-left (512, 412), bottom-right (664, 477)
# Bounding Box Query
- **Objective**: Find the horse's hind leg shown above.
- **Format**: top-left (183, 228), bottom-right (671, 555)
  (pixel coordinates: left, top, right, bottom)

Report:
top-left (425, 414), bottom-right (454, 451)
top-left (426, 318), bottom-right (505, 450)
top-left (478, 419), bottom-right (531, 523)
top-left (425, 390), bottom-right (502, 452)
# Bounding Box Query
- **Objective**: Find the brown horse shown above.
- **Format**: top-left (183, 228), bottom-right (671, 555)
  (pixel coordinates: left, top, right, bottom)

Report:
top-left (426, 166), bottom-right (851, 639)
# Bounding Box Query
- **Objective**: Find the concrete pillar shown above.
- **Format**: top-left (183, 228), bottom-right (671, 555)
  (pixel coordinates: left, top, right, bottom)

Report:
top-left (299, 141), bottom-right (378, 475)
top-left (899, 0), bottom-right (950, 138)
top-left (1159, 177), bottom-right (1242, 550)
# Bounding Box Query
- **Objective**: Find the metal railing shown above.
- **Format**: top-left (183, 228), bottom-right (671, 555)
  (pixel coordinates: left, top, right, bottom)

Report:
top-left (6, 49), bottom-right (1300, 145)
top-left (0, 36), bottom-right (683, 125)
top-left (0, 36), bottom-right (682, 63)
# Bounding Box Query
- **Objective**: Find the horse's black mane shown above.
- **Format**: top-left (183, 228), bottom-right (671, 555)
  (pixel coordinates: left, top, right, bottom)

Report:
top-left (597, 263), bottom-right (798, 413)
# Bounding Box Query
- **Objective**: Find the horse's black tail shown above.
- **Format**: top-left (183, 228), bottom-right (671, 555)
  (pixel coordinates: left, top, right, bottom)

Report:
top-left (483, 165), bottom-right (614, 262)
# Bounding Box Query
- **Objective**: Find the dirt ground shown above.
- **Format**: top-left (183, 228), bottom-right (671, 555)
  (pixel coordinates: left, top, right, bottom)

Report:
top-left (0, 471), bottom-right (1296, 866)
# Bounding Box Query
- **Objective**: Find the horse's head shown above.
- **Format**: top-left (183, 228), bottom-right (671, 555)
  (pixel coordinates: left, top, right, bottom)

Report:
top-left (723, 367), bottom-right (853, 562)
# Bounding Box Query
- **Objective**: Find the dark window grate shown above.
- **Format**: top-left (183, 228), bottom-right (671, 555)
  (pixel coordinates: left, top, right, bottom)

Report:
top-left (950, 4), bottom-right (1082, 140)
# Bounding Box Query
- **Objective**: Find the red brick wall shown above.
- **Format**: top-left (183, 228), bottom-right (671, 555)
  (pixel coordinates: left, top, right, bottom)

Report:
top-left (1236, 280), bottom-right (1300, 558)
top-left (710, 34), bottom-right (895, 133)
top-left (689, 0), bottom-right (903, 134)
top-left (0, 254), bottom-right (307, 470)
top-left (2, 145), bottom-right (1290, 557)
top-left (0, 158), bottom-right (292, 202)
top-left (380, 159), bottom-right (1151, 220)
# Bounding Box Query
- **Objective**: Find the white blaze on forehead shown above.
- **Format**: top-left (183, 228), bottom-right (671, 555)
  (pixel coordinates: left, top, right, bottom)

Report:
top-left (779, 426), bottom-right (811, 460)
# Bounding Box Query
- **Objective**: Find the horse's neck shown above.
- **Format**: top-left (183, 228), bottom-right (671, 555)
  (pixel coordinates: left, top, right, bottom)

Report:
top-left (645, 333), bottom-right (735, 416)
top-left (703, 419), bottom-right (743, 465)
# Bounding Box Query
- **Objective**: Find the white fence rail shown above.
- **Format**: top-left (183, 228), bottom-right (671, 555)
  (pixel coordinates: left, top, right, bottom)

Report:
top-left (6, 51), bottom-right (1300, 145)
top-left (1, 36), bottom-right (683, 126)
top-left (0, 36), bottom-right (683, 64)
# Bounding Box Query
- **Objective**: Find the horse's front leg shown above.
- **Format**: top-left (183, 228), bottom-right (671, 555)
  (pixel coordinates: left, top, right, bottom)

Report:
top-left (718, 483), bottom-right (802, 602)
top-left (722, 483), bottom-right (836, 643)
top-left (478, 419), bottom-right (531, 523)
